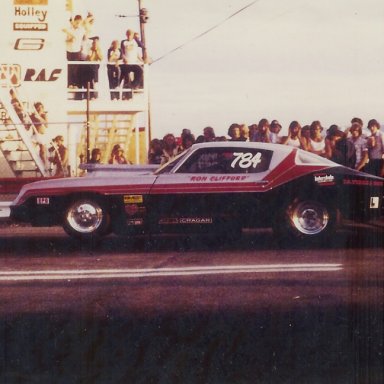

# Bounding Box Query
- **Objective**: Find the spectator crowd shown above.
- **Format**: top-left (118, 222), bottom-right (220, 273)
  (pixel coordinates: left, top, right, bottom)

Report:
top-left (145, 117), bottom-right (384, 177)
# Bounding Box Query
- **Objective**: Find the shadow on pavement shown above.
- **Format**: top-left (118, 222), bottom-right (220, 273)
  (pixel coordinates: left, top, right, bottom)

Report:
top-left (0, 224), bottom-right (383, 257)
top-left (0, 304), bottom-right (383, 384)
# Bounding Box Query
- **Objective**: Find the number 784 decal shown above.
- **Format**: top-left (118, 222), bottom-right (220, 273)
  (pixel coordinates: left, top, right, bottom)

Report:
top-left (231, 152), bottom-right (262, 169)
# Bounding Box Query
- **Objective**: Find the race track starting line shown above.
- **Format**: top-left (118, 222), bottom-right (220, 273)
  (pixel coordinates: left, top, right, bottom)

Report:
top-left (0, 264), bottom-right (343, 282)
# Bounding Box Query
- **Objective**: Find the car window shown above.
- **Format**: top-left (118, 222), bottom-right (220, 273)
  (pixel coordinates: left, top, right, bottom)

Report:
top-left (177, 147), bottom-right (273, 174)
top-left (154, 151), bottom-right (189, 174)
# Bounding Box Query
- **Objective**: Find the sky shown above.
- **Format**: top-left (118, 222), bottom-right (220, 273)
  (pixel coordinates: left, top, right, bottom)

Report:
top-left (79, 0), bottom-right (384, 138)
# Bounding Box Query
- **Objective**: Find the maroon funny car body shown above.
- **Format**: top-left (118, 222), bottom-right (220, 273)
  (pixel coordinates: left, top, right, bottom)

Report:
top-left (10, 142), bottom-right (384, 241)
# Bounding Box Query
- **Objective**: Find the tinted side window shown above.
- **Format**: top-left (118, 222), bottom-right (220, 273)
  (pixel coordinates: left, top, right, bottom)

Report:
top-left (177, 148), bottom-right (273, 174)
top-left (155, 151), bottom-right (189, 174)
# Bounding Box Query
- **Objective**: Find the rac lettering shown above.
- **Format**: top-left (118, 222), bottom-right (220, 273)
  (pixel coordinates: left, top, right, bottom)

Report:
top-left (24, 68), bottom-right (62, 82)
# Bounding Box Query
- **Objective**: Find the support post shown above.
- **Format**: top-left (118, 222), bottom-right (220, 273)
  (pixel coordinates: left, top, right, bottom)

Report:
top-left (86, 82), bottom-right (90, 163)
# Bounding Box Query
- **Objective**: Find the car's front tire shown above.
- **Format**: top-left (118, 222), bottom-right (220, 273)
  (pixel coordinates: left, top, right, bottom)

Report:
top-left (63, 198), bottom-right (111, 240)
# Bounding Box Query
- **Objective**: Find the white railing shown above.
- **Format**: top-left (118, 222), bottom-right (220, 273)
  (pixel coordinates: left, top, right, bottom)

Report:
top-left (66, 62), bottom-right (147, 102)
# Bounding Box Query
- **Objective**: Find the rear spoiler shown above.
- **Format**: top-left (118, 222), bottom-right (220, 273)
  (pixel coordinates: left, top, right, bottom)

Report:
top-left (79, 163), bottom-right (158, 173)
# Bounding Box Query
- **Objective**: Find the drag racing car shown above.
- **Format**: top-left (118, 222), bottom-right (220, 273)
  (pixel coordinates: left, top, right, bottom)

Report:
top-left (10, 142), bottom-right (384, 242)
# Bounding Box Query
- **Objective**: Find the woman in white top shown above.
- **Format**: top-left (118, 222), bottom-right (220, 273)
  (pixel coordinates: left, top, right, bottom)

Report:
top-left (160, 133), bottom-right (182, 165)
top-left (309, 121), bottom-right (331, 158)
top-left (280, 121), bottom-right (307, 149)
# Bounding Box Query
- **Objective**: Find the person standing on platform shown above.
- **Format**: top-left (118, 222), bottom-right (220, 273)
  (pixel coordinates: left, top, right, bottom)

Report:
top-left (63, 15), bottom-right (86, 89)
top-left (107, 40), bottom-right (122, 100)
top-left (120, 29), bottom-right (143, 100)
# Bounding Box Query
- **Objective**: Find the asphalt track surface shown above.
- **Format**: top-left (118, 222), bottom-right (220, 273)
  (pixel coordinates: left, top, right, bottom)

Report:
top-left (0, 224), bottom-right (383, 384)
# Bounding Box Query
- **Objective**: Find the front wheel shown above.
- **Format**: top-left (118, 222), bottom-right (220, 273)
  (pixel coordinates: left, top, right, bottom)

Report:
top-left (63, 198), bottom-right (110, 240)
top-left (275, 199), bottom-right (336, 242)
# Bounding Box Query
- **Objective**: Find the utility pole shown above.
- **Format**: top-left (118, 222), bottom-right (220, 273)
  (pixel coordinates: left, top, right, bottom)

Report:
top-left (138, 0), bottom-right (151, 142)
top-left (138, 0), bottom-right (148, 63)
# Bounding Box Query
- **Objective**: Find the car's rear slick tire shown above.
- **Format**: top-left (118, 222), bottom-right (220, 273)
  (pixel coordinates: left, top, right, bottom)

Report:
top-left (274, 198), bottom-right (336, 245)
top-left (63, 198), bottom-right (110, 241)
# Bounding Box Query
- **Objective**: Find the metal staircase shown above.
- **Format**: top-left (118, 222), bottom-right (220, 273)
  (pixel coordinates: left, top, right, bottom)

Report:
top-left (78, 113), bottom-right (137, 164)
top-left (0, 87), bottom-right (49, 177)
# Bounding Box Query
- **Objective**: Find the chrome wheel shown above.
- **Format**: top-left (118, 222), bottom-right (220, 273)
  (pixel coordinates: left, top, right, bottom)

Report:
top-left (289, 200), bottom-right (329, 235)
top-left (66, 200), bottom-right (104, 235)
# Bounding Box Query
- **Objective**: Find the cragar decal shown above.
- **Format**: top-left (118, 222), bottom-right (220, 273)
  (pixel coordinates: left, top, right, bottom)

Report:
top-left (159, 217), bottom-right (213, 225)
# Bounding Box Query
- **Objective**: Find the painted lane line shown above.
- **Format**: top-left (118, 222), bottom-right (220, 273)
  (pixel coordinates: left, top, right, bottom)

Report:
top-left (0, 263), bottom-right (343, 275)
top-left (0, 263), bottom-right (343, 282)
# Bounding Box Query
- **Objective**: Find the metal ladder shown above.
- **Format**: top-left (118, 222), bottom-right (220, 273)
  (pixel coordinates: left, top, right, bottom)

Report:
top-left (0, 87), bottom-right (49, 177)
